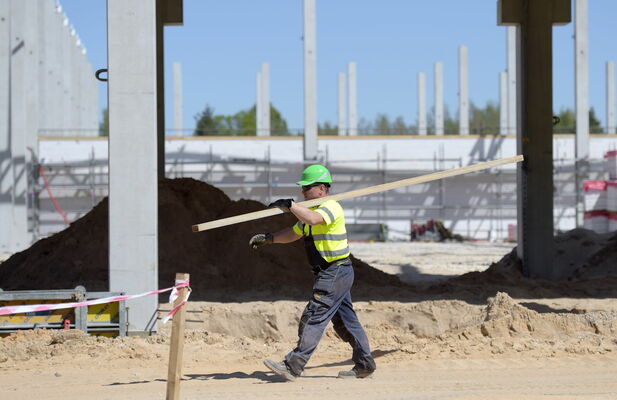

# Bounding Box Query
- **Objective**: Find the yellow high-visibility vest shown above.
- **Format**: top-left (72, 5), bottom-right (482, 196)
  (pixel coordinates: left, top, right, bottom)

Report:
top-left (292, 199), bottom-right (350, 264)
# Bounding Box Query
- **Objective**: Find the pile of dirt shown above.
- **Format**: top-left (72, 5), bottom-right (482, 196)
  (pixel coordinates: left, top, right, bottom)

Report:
top-left (2, 293), bottom-right (616, 367)
top-left (0, 329), bottom-right (163, 365)
top-left (0, 178), bottom-right (402, 300)
top-left (427, 228), bottom-right (617, 301)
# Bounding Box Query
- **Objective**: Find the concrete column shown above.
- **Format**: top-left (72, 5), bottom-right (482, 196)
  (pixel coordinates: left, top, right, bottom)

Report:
top-left (337, 72), bottom-right (346, 136)
top-left (108, 0), bottom-right (159, 334)
top-left (156, 7), bottom-right (165, 179)
top-left (574, 0), bottom-right (589, 227)
top-left (261, 62), bottom-right (270, 136)
top-left (256, 71), bottom-right (262, 136)
top-left (348, 62), bottom-right (357, 136)
top-left (499, 0), bottom-right (571, 279)
top-left (417, 72), bottom-right (427, 135)
top-left (434, 62), bottom-right (444, 136)
top-left (2, 0), bottom-right (38, 252)
top-left (575, 0), bottom-right (589, 157)
top-left (0, 0), bottom-right (12, 252)
top-left (70, 33), bottom-right (82, 134)
top-left (88, 60), bottom-right (99, 134)
top-left (303, 0), bottom-right (317, 159)
top-left (61, 14), bottom-right (71, 135)
top-left (91, 60), bottom-right (99, 133)
top-left (499, 71), bottom-right (508, 135)
top-left (458, 46), bottom-right (469, 135)
top-left (38, 0), bottom-right (53, 134)
top-left (49, 3), bottom-right (64, 135)
top-left (173, 62), bottom-right (183, 137)
top-left (507, 26), bottom-right (517, 134)
top-left (608, 61), bottom-right (615, 134)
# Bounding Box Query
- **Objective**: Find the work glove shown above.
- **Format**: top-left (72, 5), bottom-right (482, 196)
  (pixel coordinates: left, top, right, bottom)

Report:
top-left (268, 198), bottom-right (294, 209)
top-left (249, 232), bottom-right (274, 249)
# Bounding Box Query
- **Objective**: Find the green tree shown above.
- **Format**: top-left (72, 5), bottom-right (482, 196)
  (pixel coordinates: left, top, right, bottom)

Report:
top-left (318, 121), bottom-right (337, 136)
top-left (374, 113), bottom-right (392, 135)
top-left (193, 104), bottom-right (289, 136)
top-left (553, 107), bottom-right (603, 134)
top-left (443, 106), bottom-right (459, 135)
top-left (469, 101), bottom-right (500, 135)
top-left (357, 117), bottom-right (373, 135)
top-left (392, 116), bottom-right (409, 135)
top-left (99, 108), bottom-right (109, 137)
top-left (589, 107), bottom-right (602, 133)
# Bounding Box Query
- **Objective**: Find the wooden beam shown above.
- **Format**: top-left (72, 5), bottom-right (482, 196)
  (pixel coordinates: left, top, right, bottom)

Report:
top-left (192, 155), bottom-right (524, 232)
top-left (166, 272), bottom-right (189, 400)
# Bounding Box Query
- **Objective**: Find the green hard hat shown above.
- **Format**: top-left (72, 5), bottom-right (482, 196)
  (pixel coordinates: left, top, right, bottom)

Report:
top-left (296, 164), bottom-right (333, 185)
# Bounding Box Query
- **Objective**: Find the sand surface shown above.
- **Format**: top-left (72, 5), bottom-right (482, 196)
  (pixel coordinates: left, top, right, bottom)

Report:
top-left (3, 241), bottom-right (617, 399)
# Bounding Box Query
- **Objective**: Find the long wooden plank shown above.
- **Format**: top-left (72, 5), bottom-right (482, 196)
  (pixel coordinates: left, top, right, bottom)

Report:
top-left (192, 155), bottom-right (523, 232)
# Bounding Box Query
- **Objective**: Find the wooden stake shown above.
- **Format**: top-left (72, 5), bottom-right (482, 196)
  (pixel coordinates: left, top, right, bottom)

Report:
top-left (192, 155), bottom-right (523, 232)
top-left (166, 273), bottom-right (189, 400)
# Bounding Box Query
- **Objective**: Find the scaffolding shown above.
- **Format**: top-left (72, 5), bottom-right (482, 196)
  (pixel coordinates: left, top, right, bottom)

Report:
top-left (29, 146), bottom-right (608, 242)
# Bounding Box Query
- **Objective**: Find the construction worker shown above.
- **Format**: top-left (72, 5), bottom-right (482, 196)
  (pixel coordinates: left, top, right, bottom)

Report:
top-left (249, 164), bottom-right (376, 381)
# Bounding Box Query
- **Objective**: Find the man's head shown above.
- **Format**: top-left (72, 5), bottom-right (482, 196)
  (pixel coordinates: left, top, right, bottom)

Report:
top-left (296, 164), bottom-right (332, 200)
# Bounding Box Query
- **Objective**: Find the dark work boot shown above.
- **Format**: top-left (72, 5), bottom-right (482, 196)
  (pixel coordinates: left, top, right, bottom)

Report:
top-left (337, 367), bottom-right (374, 379)
top-left (263, 359), bottom-right (298, 381)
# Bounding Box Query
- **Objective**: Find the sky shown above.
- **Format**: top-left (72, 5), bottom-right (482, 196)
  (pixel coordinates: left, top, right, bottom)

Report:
top-left (60, 0), bottom-right (617, 134)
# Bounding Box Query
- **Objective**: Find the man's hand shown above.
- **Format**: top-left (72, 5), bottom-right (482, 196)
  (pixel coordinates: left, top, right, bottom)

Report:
top-left (268, 198), bottom-right (294, 210)
top-left (249, 233), bottom-right (274, 249)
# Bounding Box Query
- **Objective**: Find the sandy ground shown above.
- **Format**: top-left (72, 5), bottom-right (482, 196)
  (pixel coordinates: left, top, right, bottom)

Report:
top-left (2, 242), bottom-right (617, 400)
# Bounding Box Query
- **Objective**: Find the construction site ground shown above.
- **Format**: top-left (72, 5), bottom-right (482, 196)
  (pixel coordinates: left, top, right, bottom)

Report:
top-left (2, 241), bottom-right (617, 400)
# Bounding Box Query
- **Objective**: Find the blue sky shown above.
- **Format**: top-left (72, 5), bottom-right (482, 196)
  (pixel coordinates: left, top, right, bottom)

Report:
top-left (61, 0), bottom-right (617, 133)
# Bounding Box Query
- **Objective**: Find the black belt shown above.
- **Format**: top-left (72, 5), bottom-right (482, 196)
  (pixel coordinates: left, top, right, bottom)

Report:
top-left (312, 257), bottom-right (350, 273)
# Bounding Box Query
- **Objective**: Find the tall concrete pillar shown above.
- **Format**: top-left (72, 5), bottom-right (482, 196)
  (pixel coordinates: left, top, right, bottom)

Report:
top-left (434, 62), bottom-right (444, 136)
top-left (38, 0), bottom-right (54, 135)
top-left (21, 0), bottom-right (39, 161)
top-left (0, 0), bottom-right (12, 252)
top-left (507, 26), bottom-right (518, 134)
top-left (348, 62), bottom-right (357, 136)
top-left (499, 0), bottom-right (571, 279)
top-left (261, 62), bottom-right (270, 136)
top-left (173, 62), bottom-right (183, 137)
top-left (575, 0), bottom-right (589, 156)
top-left (0, 0), bottom-right (39, 252)
top-left (70, 33), bottom-right (82, 134)
top-left (303, 0), bottom-right (317, 159)
top-left (256, 71), bottom-right (262, 136)
top-left (458, 46), bottom-right (469, 135)
top-left (108, 0), bottom-right (159, 334)
top-left (155, 7), bottom-right (165, 179)
top-left (337, 72), bottom-right (346, 136)
top-left (574, 0), bottom-right (589, 227)
top-left (499, 71), bottom-right (508, 135)
top-left (61, 15), bottom-right (72, 135)
top-left (48, 3), bottom-right (64, 135)
top-left (91, 59), bottom-right (99, 133)
top-left (417, 72), bottom-right (427, 135)
top-left (608, 61), bottom-right (615, 134)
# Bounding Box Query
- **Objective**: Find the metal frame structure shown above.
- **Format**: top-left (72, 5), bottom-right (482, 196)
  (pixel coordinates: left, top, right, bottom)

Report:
top-left (27, 150), bottom-right (607, 242)
top-left (0, 287), bottom-right (127, 337)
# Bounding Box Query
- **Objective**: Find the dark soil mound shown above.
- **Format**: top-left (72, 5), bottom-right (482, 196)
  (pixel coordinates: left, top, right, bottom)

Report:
top-left (427, 229), bottom-right (617, 302)
top-left (0, 178), bottom-right (403, 300)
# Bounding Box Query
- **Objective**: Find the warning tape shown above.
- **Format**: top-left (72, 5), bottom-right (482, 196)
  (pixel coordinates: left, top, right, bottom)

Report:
top-left (0, 280), bottom-right (191, 324)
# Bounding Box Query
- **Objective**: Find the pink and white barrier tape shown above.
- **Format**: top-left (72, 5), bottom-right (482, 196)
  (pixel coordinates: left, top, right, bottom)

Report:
top-left (0, 280), bottom-right (191, 324)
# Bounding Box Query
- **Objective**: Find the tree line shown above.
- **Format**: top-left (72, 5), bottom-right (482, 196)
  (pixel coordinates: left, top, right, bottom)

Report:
top-left (98, 103), bottom-right (603, 136)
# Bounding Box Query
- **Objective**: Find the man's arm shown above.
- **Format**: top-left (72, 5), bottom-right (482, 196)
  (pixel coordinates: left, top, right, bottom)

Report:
top-left (289, 202), bottom-right (325, 226)
top-left (272, 227), bottom-right (303, 243)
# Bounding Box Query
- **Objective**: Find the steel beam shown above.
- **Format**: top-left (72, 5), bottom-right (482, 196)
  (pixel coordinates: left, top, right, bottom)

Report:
top-left (498, 0), bottom-right (571, 279)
